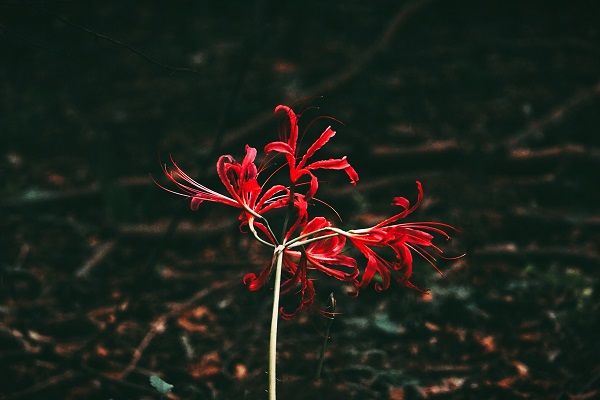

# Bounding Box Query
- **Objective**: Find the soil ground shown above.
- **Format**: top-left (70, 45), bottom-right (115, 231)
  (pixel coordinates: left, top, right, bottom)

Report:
top-left (1, 1), bottom-right (599, 399)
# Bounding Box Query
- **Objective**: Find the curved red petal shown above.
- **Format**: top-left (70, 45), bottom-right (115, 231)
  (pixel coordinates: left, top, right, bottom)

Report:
top-left (216, 155), bottom-right (242, 204)
top-left (297, 126), bottom-right (336, 169)
top-left (306, 157), bottom-right (359, 185)
top-left (351, 240), bottom-right (378, 289)
top-left (274, 105), bottom-right (299, 150)
top-left (241, 145), bottom-right (258, 181)
top-left (301, 216), bottom-right (329, 234)
top-left (374, 181), bottom-right (424, 228)
top-left (242, 261), bottom-right (273, 291)
top-left (264, 141), bottom-right (298, 177)
top-left (264, 141), bottom-right (294, 156)
top-left (190, 196), bottom-right (203, 210)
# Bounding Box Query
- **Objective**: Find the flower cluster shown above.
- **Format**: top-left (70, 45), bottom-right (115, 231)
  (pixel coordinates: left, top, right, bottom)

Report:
top-left (159, 104), bottom-right (457, 319)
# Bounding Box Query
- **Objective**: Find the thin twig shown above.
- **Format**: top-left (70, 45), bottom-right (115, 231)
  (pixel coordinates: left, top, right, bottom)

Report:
top-left (371, 140), bottom-right (462, 157)
top-left (504, 79), bottom-right (600, 148)
top-left (116, 280), bottom-right (230, 379)
top-left (315, 293), bottom-right (336, 381)
top-left (0, 24), bottom-right (80, 60)
top-left (38, 6), bottom-right (202, 75)
top-left (74, 240), bottom-right (117, 278)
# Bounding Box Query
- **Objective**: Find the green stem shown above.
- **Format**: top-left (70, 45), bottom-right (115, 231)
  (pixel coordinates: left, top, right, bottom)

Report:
top-left (269, 245), bottom-right (285, 400)
top-left (267, 182), bottom-right (296, 399)
top-left (280, 184), bottom-right (296, 240)
top-left (286, 226), bottom-right (351, 249)
top-left (247, 218), bottom-right (276, 248)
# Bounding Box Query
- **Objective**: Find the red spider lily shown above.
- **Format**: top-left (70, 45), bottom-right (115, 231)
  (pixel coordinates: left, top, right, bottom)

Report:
top-left (265, 105), bottom-right (359, 199)
top-left (158, 145), bottom-right (294, 224)
top-left (243, 217), bottom-right (359, 319)
top-left (298, 217), bottom-right (358, 283)
top-left (158, 103), bottom-right (460, 322)
top-left (347, 181), bottom-right (457, 292)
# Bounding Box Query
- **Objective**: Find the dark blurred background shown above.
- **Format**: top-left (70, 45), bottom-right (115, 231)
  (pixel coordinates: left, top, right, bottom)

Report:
top-left (1, 0), bottom-right (599, 399)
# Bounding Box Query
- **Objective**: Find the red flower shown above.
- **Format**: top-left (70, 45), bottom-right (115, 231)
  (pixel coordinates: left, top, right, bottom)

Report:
top-left (158, 103), bottom-right (461, 320)
top-left (347, 181), bottom-right (456, 292)
top-left (298, 217), bottom-right (358, 283)
top-left (265, 105), bottom-right (359, 199)
top-left (158, 145), bottom-right (295, 222)
top-left (244, 217), bottom-right (359, 319)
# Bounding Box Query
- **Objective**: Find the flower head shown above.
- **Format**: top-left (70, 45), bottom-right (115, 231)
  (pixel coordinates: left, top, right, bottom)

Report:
top-left (243, 216), bottom-right (359, 319)
top-left (265, 105), bottom-right (359, 199)
top-left (159, 145), bottom-right (296, 224)
top-left (346, 181), bottom-right (457, 292)
top-left (157, 103), bottom-right (460, 320)
top-left (158, 145), bottom-right (260, 212)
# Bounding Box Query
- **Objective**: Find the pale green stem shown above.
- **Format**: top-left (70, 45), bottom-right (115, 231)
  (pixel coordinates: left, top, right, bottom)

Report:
top-left (243, 205), bottom-right (279, 246)
top-left (269, 245), bottom-right (285, 400)
top-left (287, 232), bottom-right (341, 249)
top-left (248, 218), bottom-right (276, 248)
top-left (286, 226), bottom-right (356, 249)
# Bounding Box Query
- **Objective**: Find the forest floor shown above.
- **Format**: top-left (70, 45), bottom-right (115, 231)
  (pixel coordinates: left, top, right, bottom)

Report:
top-left (1, 0), bottom-right (599, 399)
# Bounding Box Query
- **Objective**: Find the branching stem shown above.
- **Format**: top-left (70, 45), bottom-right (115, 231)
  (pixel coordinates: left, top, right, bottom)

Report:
top-left (286, 226), bottom-right (352, 249)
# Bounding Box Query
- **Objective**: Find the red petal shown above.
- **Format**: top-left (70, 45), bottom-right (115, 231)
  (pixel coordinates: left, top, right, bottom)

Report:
top-left (301, 216), bottom-right (329, 233)
top-left (264, 141), bottom-right (294, 156)
top-left (297, 126), bottom-right (336, 169)
top-left (391, 196), bottom-right (410, 209)
top-left (274, 105), bottom-right (299, 150)
top-left (351, 240), bottom-right (378, 289)
top-left (264, 141), bottom-right (298, 176)
top-left (216, 155), bottom-right (242, 203)
top-left (307, 157), bottom-right (359, 185)
top-left (241, 145), bottom-right (258, 181)
top-left (190, 196), bottom-right (203, 210)
top-left (375, 181), bottom-right (423, 228)
top-left (242, 261), bottom-right (273, 291)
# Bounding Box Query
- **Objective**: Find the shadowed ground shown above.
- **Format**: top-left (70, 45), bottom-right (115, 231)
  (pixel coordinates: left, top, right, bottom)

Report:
top-left (1, 1), bottom-right (599, 399)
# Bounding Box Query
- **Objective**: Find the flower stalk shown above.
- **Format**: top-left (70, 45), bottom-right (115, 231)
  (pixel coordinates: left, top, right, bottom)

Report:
top-left (268, 245), bottom-right (285, 400)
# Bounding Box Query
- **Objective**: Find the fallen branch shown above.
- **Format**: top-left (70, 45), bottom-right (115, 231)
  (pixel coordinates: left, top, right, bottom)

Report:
top-left (504, 78), bottom-right (600, 148)
top-left (221, 0), bottom-right (437, 146)
top-left (1, 176), bottom-right (149, 208)
top-left (509, 144), bottom-right (600, 162)
top-left (510, 207), bottom-right (600, 227)
top-left (473, 243), bottom-right (600, 265)
top-left (117, 219), bottom-right (236, 238)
